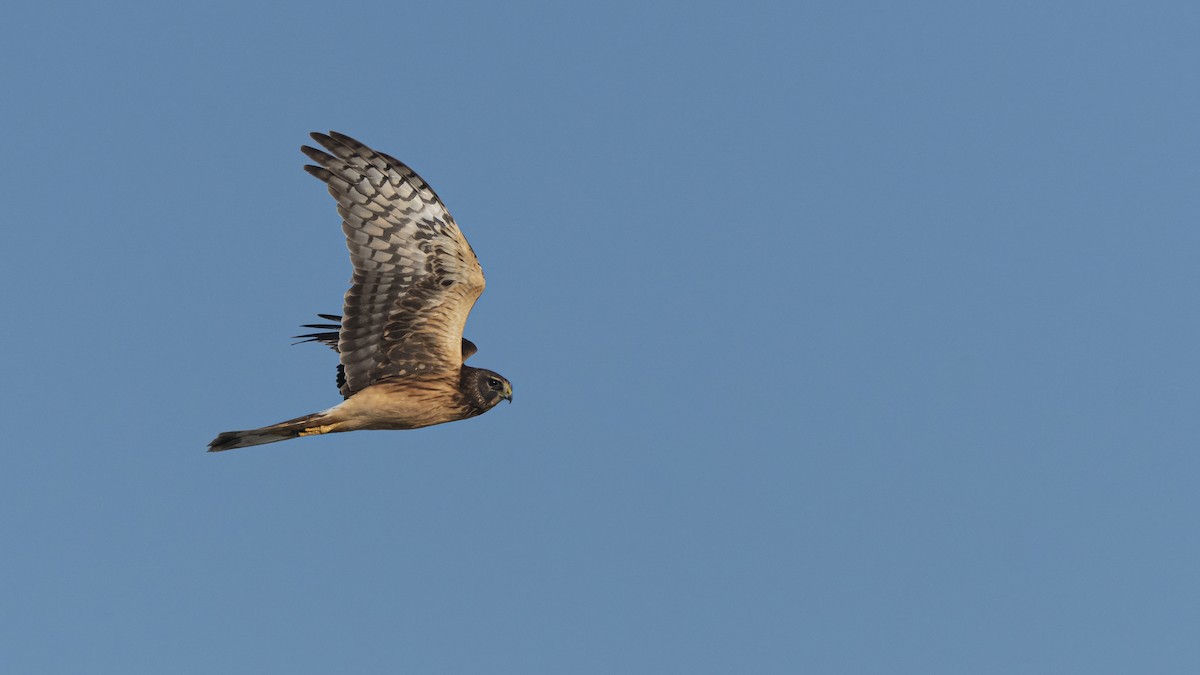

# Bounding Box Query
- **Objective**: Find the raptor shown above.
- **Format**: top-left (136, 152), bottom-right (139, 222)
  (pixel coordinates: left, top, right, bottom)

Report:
top-left (208, 132), bottom-right (511, 452)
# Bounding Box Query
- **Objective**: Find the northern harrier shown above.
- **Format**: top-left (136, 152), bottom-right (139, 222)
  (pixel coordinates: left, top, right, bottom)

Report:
top-left (208, 132), bottom-right (511, 452)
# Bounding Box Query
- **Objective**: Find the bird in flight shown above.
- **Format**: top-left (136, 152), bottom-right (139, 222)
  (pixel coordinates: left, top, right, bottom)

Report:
top-left (208, 132), bottom-right (511, 452)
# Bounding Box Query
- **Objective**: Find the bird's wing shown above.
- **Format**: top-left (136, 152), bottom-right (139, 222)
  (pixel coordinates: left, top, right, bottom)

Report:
top-left (294, 315), bottom-right (479, 360)
top-left (292, 313), bottom-right (344, 350)
top-left (302, 132), bottom-right (486, 398)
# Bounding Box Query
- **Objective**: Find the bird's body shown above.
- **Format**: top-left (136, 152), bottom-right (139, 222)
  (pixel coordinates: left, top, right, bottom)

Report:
top-left (208, 132), bottom-right (511, 452)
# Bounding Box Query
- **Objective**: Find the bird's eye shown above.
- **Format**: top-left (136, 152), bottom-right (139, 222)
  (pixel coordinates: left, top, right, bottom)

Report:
top-left (487, 377), bottom-right (501, 389)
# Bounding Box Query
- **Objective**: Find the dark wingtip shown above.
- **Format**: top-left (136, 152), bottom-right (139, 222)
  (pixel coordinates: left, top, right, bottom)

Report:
top-left (328, 131), bottom-right (364, 148)
top-left (303, 165), bottom-right (331, 181)
top-left (301, 144), bottom-right (336, 164)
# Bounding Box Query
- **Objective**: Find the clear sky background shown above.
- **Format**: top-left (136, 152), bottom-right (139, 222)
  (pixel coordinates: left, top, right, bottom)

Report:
top-left (2, 1), bottom-right (1198, 673)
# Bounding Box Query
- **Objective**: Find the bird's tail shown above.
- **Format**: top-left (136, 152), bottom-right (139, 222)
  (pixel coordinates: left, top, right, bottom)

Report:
top-left (207, 411), bottom-right (341, 452)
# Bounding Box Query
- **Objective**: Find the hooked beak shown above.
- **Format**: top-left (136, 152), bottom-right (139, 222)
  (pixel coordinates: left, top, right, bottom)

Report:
top-left (503, 383), bottom-right (513, 403)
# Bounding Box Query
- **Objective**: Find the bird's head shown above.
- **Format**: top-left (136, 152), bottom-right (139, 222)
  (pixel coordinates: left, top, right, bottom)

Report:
top-left (464, 367), bottom-right (513, 412)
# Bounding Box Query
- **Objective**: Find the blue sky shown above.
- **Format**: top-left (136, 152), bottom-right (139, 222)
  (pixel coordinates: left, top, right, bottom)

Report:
top-left (2, 1), bottom-right (1198, 672)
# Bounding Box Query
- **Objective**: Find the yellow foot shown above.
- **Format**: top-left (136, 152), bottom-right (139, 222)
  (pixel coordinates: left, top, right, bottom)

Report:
top-left (298, 424), bottom-right (338, 437)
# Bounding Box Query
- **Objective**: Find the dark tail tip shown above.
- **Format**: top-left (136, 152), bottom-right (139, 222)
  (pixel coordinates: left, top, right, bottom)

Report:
top-left (207, 431), bottom-right (244, 452)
